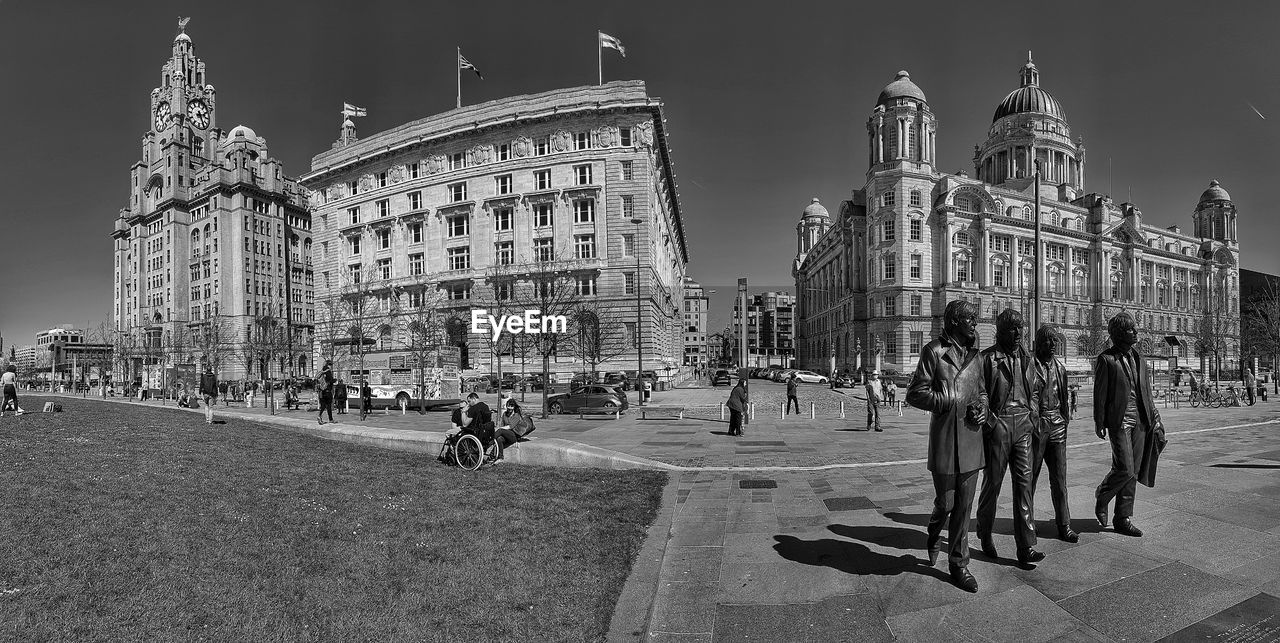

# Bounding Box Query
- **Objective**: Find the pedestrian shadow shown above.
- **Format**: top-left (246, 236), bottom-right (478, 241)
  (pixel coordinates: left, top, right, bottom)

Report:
top-left (827, 524), bottom-right (926, 550)
top-left (772, 534), bottom-right (948, 581)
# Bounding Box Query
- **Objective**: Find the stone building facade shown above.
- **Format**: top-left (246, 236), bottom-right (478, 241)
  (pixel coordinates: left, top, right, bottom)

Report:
top-left (682, 276), bottom-right (710, 367)
top-left (794, 56), bottom-right (1241, 375)
top-left (111, 28), bottom-right (314, 382)
top-left (300, 81), bottom-right (688, 378)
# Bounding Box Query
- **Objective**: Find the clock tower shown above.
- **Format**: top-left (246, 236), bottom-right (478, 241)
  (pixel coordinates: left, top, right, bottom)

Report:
top-left (111, 21), bottom-right (315, 385)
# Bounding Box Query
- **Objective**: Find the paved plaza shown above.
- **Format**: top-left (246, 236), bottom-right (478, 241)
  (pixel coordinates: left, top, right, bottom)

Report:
top-left (29, 385), bottom-right (1280, 642)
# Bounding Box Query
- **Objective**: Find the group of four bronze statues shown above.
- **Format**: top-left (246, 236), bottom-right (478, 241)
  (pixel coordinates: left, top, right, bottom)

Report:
top-left (907, 300), bottom-right (1166, 593)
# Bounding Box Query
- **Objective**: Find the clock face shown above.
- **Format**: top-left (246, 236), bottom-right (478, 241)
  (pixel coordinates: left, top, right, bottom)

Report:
top-left (154, 102), bottom-right (171, 131)
top-left (189, 100), bottom-right (209, 129)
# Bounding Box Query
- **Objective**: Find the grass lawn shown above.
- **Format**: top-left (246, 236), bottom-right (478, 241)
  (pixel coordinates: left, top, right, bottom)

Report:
top-left (0, 398), bottom-right (667, 642)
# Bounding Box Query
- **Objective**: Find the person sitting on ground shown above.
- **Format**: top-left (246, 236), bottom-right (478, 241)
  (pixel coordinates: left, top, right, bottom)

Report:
top-left (495, 399), bottom-right (535, 459)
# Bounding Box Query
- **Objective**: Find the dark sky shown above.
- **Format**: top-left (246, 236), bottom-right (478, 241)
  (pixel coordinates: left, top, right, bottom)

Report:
top-left (3, 0), bottom-right (1278, 348)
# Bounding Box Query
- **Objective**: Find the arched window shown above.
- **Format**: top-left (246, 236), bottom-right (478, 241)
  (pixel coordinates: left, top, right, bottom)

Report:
top-left (953, 230), bottom-right (971, 246)
top-left (909, 189), bottom-right (922, 208)
top-left (1111, 272), bottom-right (1124, 300)
top-left (1022, 204), bottom-right (1032, 220)
top-left (1048, 265), bottom-right (1064, 294)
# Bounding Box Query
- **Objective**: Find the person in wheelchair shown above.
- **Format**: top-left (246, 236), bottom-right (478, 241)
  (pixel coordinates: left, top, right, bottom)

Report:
top-left (455, 392), bottom-right (498, 450)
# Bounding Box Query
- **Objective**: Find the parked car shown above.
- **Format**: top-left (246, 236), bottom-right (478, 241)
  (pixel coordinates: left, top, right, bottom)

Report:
top-left (545, 385), bottom-right (630, 414)
top-left (602, 371), bottom-right (629, 388)
top-left (789, 370), bottom-right (829, 384)
top-left (771, 369), bottom-right (796, 382)
top-left (712, 369), bottom-right (732, 386)
top-left (832, 374), bottom-right (858, 388)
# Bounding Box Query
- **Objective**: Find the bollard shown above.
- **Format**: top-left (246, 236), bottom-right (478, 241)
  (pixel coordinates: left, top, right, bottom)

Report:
top-left (810, 402), bottom-right (815, 419)
top-left (749, 403), bottom-right (756, 421)
top-left (720, 403), bottom-right (725, 420)
top-left (780, 401), bottom-right (785, 419)
top-left (840, 401), bottom-right (845, 419)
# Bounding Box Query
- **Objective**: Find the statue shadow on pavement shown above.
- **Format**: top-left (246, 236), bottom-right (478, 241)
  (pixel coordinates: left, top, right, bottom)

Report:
top-left (877, 511), bottom-right (1106, 564)
top-left (772, 534), bottom-right (950, 583)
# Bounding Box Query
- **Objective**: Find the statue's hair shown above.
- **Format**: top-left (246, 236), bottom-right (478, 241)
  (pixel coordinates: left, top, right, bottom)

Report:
top-left (943, 299), bottom-right (977, 328)
top-left (1035, 324), bottom-right (1061, 352)
top-left (1108, 311), bottom-right (1136, 338)
top-left (995, 308), bottom-right (1024, 332)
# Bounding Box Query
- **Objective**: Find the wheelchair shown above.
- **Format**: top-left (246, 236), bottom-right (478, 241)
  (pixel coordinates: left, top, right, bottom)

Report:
top-left (438, 428), bottom-right (500, 471)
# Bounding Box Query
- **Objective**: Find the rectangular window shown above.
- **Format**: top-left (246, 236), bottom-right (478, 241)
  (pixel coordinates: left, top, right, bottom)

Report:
top-left (573, 199), bottom-right (595, 223)
top-left (1018, 238), bottom-right (1035, 256)
top-left (885, 333), bottom-right (898, 356)
top-left (911, 294), bottom-right (922, 316)
top-left (991, 235), bottom-right (1011, 254)
top-left (910, 331), bottom-right (924, 355)
top-left (910, 219), bottom-right (922, 241)
top-left (349, 263), bottom-right (362, 283)
top-left (534, 169), bottom-right (551, 190)
top-left (883, 220), bottom-right (895, 241)
top-left (497, 143), bottom-right (510, 161)
top-left (620, 127), bottom-right (632, 147)
top-left (883, 256), bottom-right (896, 280)
top-left (409, 223), bottom-right (423, 244)
top-left (409, 253), bottom-right (424, 276)
top-left (448, 246), bottom-right (470, 270)
top-left (447, 215), bottom-right (469, 238)
top-left (449, 152), bottom-right (465, 170)
top-left (533, 237), bottom-right (554, 262)
top-left (408, 289), bottom-right (424, 308)
top-left (349, 237), bottom-right (361, 255)
top-left (495, 174), bottom-right (512, 195)
top-left (377, 172), bottom-right (388, 188)
top-left (575, 132), bottom-right (591, 150)
top-left (348, 207), bottom-right (360, 225)
top-left (448, 284), bottom-right (471, 300)
top-left (494, 282), bottom-right (512, 300)
top-left (885, 296), bottom-right (897, 316)
top-left (624, 272), bottom-right (636, 295)
top-left (574, 164), bottom-right (592, 185)
top-left (621, 233), bottom-right (635, 257)
top-left (449, 182), bottom-right (467, 202)
top-left (408, 163), bottom-right (420, 179)
top-left (534, 203), bottom-right (553, 228)
top-left (494, 207), bottom-right (513, 231)
top-left (882, 191), bottom-right (895, 208)
top-left (910, 254), bottom-right (922, 280)
top-left (377, 258), bottom-right (391, 280)
top-left (377, 229), bottom-right (390, 250)
top-left (621, 195), bottom-right (634, 219)
top-left (910, 190), bottom-right (922, 208)
top-left (575, 276), bottom-right (596, 296)
top-left (574, 234), bottom-right (596, 259)
top-left (495, 241), bottom-right (514, 265)
top-left (535, 136), bottom-right (549, 156)
top-left (621, 160), bottom-right (634, 181)
top-left (1047, 244), bottom-right (1067, 263)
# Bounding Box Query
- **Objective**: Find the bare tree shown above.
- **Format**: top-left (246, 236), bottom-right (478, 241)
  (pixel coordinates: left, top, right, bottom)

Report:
top-left (190, 313), bottom-right (234, 377)
top-left (246, 314), bottom-right (290, 413)
top-left (399, 286), bottom-right (448, 411)
top-left (1243, 277), bottom-right (1280, 392)
top-left (338, 263), bottom-right (391, 385)
top-left (496, 254), bottom-right (587, 418)
top-left (1075, 305), bottom-right (1111, 360)
top-left (569, 302), bottom-right (631, 381)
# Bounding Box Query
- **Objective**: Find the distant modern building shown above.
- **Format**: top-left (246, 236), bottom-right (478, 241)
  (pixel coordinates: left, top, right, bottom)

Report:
top-left (33, 328), bottom-right (112, 386)
top-left (731, 292), bottom-right (795, 367)
top-left (682, 276), bottom-right (710, 366)
top-left (300, 81), bottom-right (689, 381)
top-left (110, 25), bottom-right (314, 384)
top-left (794, 56), bottom-right (1241, 375)
top-left (13, 345), bottom-right (38, 378)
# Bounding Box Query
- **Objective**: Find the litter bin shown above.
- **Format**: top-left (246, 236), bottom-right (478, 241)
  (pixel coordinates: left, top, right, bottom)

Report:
top-left (643, 381), bottom-right (652, 402)
top-left (656, 381), bottom-right (667, 392)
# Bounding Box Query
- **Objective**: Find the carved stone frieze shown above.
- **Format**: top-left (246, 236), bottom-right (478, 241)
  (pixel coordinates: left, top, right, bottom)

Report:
top-left (358, 174), bottom-right (374, 192)
top-left (326, 184), bottom-right (344, 201)
top-left (634, 121), bottom-right (655, 147)
top-left (426, 155), bottom-right (447, 174)
top-left (513, 136), bottom-right (533, 158)
top-left (552, 130), bottom-right (572, 152)
top-left (467, 144), bottom-right (493, 166)
top-left (389, 164), bottom-right (406, 183)
top-left (593, 126), bottom-right (619, 148)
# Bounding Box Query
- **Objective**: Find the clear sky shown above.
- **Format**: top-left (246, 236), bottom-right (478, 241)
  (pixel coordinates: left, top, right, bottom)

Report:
top-left (2, 0), bottom-right (1278, 348)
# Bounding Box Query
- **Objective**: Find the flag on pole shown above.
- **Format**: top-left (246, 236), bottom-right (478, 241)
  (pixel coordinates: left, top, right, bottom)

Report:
top-left (342, 103), bottom-right (367, 118)
top-left (599, 31), bottom-right (626, 57)
top-left (458, 52), bottom-right (484, 79)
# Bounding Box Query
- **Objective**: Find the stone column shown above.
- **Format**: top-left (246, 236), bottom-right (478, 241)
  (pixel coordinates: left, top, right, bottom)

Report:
top-left (940, 219), bottom-right (952, 284)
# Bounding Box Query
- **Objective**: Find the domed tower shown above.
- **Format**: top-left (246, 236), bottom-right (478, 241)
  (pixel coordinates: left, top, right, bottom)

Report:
top-left (796, 197), bottom-right (830, 257)
top-left (1194, 179), bottom-right (1237, 245)
top-left (866, 71), bottom-right (937, 173)
top-left (975, 53), bottom-right (1084, 199)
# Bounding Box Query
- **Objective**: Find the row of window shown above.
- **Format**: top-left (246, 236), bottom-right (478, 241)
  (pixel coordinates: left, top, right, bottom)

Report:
top-left (347, 232), bottom-right (609, 278)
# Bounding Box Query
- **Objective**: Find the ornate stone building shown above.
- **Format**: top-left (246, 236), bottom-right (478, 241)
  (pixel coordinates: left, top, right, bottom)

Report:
top-left (300, 81), bottom-right (688, 379)
top-left (794, 56), bottom-right (1241, 375)
top-left (111, 26), bottom-right (314, 383)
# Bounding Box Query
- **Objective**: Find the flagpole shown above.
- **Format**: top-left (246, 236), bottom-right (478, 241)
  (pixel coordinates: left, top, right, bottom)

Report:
top-left (597, 32), bottom-right (602, 86)
top-left (456, 47), bottom-right (461, 109)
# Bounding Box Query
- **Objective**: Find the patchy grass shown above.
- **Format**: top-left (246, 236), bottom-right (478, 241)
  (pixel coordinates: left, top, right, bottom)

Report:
top-left (0, 399), bottom-right (667, 642)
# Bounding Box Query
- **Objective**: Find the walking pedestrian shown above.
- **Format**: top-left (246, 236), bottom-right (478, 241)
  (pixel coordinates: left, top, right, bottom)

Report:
top-left (1069, 385), bottom-right (1078, 414)
top-left (335, 378), bottom-right (348, 414)
top-left (786, 373), bottom-right (800, 415)
top-left (200, 367), bottom-right (218, 424)
top-left (359, 380), bottom-right (373, 421)
top-left (219, 380), bottom-right (229, 406)
top-left (1244, 368), bottom-right (1257, 406)
top-left (907, 299), bottom-right (986, 593)
top-left (2, 365), bottom-right (24, 415)
top-left (726, 379), bottom-right (748, 436)
top-left (865, 371), bottom-right (883, 431)
top-left (316, 360), bottom-right (335, 424)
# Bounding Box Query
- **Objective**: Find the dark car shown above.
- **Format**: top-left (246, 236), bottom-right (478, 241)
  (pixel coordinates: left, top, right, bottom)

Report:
top-left (602, 371), bottom-right (629, 388)
top-left (712, 369), bottom-right (732, 386)
top-left (545, 385), bottom-right (630, 414)
top-left (832, 374), bottom-right (858, 388)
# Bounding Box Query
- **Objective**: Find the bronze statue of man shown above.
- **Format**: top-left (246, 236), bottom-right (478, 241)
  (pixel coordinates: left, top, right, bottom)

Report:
top-left (977, 309), bottom-right (1045, 566)
top-left (1032, 325), bottom-right (1077, 543)
top-left (1094, 311), bottom-right (1164, 536)
top-left (907, 299), bottom-right (988, 593)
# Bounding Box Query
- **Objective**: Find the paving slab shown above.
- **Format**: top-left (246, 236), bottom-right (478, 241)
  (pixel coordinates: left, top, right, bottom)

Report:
top-left (1155, 592), bottom-right (1280, 642)
top-left (886, 585), bottom-right (1095, 642)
